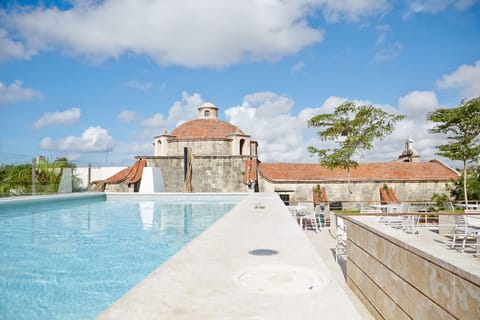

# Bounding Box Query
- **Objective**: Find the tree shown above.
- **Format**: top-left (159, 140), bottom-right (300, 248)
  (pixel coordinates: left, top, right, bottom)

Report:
top-left (427, 97), bottom-right (480, 207)
top-left (449, 164), bottom-right (480, 201)
top-left (307, 101), bottom-right (405, 193)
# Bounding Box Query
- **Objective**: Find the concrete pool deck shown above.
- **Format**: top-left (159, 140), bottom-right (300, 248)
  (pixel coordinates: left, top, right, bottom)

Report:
top-left (98, 193), bottom-right (372, 319)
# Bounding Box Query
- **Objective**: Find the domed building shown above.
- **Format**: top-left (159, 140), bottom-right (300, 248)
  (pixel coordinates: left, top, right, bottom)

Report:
top-left (153, 103), bottom-right (256, 158)
top-left (138, 103), bottom-right (258, 192)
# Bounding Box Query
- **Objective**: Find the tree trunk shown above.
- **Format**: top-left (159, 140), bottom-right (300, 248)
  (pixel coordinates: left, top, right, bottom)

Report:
top-left (463, 160), bottom-right (468, 208)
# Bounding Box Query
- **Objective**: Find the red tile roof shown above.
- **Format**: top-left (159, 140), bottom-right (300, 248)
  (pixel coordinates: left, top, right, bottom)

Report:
top-left (259, 160), bottom-right (459, 182)
top-left (171, 119), bottom-right (244, 140)
top-left (380, 188), bottom-right (400, 204)
top-left (104, 159), bottom-right (146, 184)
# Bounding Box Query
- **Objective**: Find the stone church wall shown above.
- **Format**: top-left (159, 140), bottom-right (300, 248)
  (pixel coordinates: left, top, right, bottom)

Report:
top-left (259, 177), bottom-right (453, 209)
top-left (166, 140), bottom-right (231, 156)
top-left (143, 155), bottom-right (251, 192)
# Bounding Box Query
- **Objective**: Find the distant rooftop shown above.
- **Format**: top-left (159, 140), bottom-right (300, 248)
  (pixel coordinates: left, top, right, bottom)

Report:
top-left (259, 160), bottom-right (459, 182)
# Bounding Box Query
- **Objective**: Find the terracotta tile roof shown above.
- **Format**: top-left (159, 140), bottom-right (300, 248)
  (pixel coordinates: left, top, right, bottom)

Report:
top-left (171, 119), bottom-right (245, 140)
top-left (313, 186), bottom-right (328, 204)
top-left (104, 159), bottom-right (147, 184)
top-left (379, 188), bottom-right (400, 204)
top-left (259, 160), bottom-right (459, 182)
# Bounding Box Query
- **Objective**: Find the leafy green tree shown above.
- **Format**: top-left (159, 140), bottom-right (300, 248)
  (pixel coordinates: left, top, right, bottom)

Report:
top-left (0, 164), bottom-right (32, 196)
top-left (449, 164), bottom-right (480, 202)
top-left (427, 97), bottom-right (480, 206)
top-left (0, 157), bottom-right (78, 196)
top-left (307, 101), bottom-right (405, 192)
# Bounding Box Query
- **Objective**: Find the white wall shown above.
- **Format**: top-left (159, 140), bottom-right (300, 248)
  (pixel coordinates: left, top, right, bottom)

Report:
top-left (74, 166), bottom-right (127, 189)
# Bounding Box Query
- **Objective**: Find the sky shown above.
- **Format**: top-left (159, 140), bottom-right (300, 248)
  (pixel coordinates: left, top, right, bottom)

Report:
top-left (0, 0), bottom-right (479, 168)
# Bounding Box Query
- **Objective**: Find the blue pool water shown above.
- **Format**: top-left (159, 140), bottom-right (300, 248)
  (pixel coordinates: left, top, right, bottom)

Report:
top-left (0, 195), bottom-right (239, 320)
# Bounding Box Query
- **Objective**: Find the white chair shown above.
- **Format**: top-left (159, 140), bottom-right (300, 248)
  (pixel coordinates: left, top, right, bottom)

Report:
top-left (316, 204), bottom-right (331, 228)
top-left (443, 201), bottom-right (455, 211)
top-left (292, 202), bottom-right (314, 230)
top-left (451, 214), bottom-right (480, 252)
top-left (335, 215), bottom-right (347, 262)
top-left (403, 215), bottom-right (420, 234)
top-left (303, 210), bottom-right (319, 232)
top-left (381, 202), bottom-right (408, 227)
top-left (360, 209), bottom-right (382, 214)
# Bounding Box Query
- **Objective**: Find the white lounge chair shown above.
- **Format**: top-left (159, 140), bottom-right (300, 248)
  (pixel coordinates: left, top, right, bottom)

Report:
top-left (451, 213), bottom-right (480, 252)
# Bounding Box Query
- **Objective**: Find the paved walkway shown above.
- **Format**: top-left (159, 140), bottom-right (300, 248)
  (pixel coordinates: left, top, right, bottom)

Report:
top-left (303, 228), bottom-right (374, 319)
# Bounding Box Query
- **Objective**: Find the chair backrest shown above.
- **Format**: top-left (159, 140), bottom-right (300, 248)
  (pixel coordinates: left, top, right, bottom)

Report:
top-left (443, 202), bottom-right (455, 211)
top-left (315, 205), bottom-right (325, 215)
top-left (360, 209), bottom-right (382, 214)
top-left (454, 215), bottom-right (467, 227)
top-left (386, 204), bottom-right (400, 213)
top-left (399, 202), bottom-right (410, 213)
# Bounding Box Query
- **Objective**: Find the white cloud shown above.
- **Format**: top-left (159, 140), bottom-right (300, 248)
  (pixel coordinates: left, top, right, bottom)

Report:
top-left (436, 60), bottom-right (480, 100)
top-left (225, 92), bottom-right (308, 162)
top-left (33, 107), bottom-right (81, 129)
top-left (39, 126), bottom-right (113, 152)
top-left (370, 90), bottom-right (444, 163)
top-left (317, 0), bottom-right (391, 22)
top-left (127, 80), bottom-right (152, 91)
top-left (140, 91), bottom-right (203, 137)
top-left (130, 142), bottom-right (153, 154)
top-left (404, 0), bottom-right (478, 16)
top-left (0, 28), bottom-right (35, 62)
top-left (0, 80), bottom-right (42, 105)
top-left (291, 61), bottom-right (305, 73)
top-left (398, 90), bottom-right (439, 117)
top-left (118, 110), bottom-right (136, 123)
top-left (224, 91), bottom-right (447, 164)
top-left (374, 41), bottom-right (403, 62)
top-left (2, 0), bottom-right (325, 67)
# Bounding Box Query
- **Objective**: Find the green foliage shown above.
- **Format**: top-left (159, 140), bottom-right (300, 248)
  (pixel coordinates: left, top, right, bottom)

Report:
top-left (307, 102), bottom-right (405, 170)
top-left (427, 97), bottom-right (480, 163)
top-left (427, 97), bottom-right (480, 205)
top-left (0, 158), bottom-right (78, 196)
top-left (449, 166), bottom-right (480, 201)
top-left (430, 192), bottom-right (450, 211)
top-left (0, 164), bottom-right (32, 195)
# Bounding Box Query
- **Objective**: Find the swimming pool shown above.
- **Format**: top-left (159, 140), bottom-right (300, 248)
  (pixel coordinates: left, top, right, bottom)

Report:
top-left (0, 193), bottom-right (244, 320)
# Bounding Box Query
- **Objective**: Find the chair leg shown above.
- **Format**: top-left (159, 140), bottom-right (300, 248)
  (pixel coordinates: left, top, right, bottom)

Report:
top-left (461, 230), bottom-right (468, 252)
top-left (452, 232), bottom-right (457, 249)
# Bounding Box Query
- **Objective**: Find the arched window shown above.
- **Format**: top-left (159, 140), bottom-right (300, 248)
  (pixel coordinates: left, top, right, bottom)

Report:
top-left (239, 139), bottom-right (245, 155)
top-left (204, 110), bottom-right (210, 117)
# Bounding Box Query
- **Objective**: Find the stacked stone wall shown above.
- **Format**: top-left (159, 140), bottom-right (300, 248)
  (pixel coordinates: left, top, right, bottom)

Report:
top-left (259, 177), bottom-right (453, 208)
top-left (145, 156), bottom-right (251, 192)
top-left (166, 140), bottom-right (231, 156)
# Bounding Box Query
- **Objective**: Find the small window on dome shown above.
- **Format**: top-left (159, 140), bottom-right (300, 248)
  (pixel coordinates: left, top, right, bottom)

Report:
top-left (204, 110), bottom-right (210, 117)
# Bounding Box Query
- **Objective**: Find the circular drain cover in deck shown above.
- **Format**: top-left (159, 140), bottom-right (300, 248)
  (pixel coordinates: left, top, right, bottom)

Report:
top-left (249, 249), bottom-right (279, 256)
top-left (235, 265), bottom-right (326, 294)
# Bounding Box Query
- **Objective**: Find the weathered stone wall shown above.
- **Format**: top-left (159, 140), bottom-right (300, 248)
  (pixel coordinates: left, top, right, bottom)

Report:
top-left (104, 182), bottom-right (135, 192)
top-left (345, 217), bottom-right (480, 320)
top-left (258, 177), bottom-right (453, 208)
top-left (144, 155), bottom-right (252, 192)
top-left (166, 140), bottom-right (231, 156)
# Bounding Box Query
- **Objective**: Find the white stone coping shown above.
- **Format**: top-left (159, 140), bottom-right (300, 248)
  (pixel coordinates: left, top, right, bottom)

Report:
top-left (0, 192), bottom-right (105, 207)
top-left (98, 193), bottom-right (367, 319)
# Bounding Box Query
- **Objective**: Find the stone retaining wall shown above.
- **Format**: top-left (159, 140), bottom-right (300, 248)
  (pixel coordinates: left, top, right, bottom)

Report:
top-left (345, 217), bottom-right (480, 319)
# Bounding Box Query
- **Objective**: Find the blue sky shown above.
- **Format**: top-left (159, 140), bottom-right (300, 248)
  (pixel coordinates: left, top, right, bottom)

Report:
top-left (0, 0), bottom-right (479, 167)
